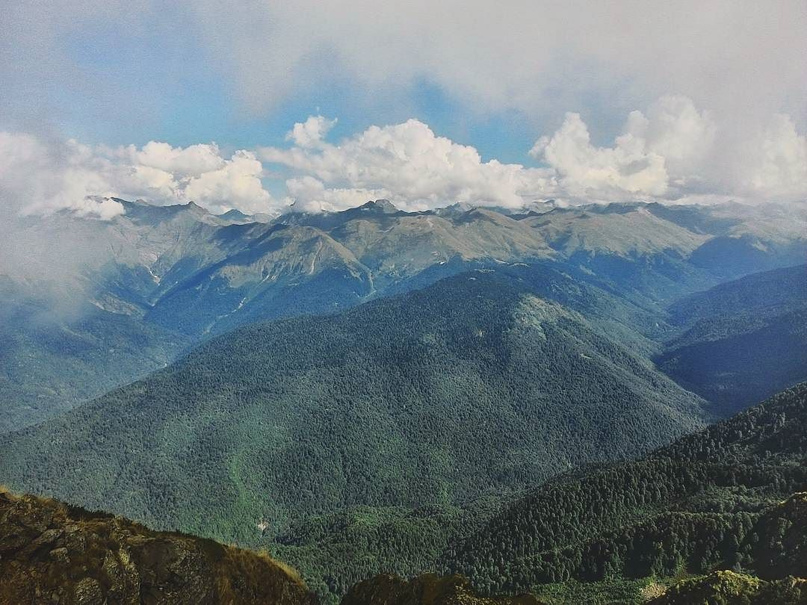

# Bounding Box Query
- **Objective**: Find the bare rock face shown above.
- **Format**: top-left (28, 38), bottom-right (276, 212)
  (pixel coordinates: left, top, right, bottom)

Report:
top-left (341, 573), bottom-right (543, 605)
top-left (0, 488), bottom-right (317, 605)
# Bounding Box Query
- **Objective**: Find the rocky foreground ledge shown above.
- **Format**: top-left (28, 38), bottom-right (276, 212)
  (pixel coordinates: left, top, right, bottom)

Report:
top-left (0, 488), bottom-right (316, 605)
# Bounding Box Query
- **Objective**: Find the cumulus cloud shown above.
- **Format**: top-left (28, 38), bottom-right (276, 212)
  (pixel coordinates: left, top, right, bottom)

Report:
top-left (133, 142), bottom-right (225, 177)
top-left (0, 133), bottom-right (125, 220)
top-left (747, 115), bottom-right (807, 201)
top-left (0, 133), bottom-right (276, 218)
top-left (636, 96), bottom-right (717, 182)
top-left (531, 113), bottom-right (669, 200)
top-left (183, 150), bottom-right (272, 213)
top-left (265, 99), bottom-right (805, 210)
top-left (2, 3), bottom-right (805, 212)
top-left (2, 97), bottom-right (805, 224)
top-left (284, 176), bottom-right (384, 213)
top-left (262, 118), bottom-right (556, 211)
top-left (286, 116), bottom-right (338, 149)
top-left (3, 2), bottom-right (805, 213)
top-left (529, 96), bottom-right (720, 201)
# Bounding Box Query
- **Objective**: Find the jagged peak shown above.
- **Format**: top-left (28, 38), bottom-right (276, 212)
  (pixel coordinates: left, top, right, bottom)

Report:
top-left (357, 199), bottom-right (399, 213)
top-left (433, 202), bottom-right (476, 216)
top-left (219, 208), bottom-right (252, 220)
top-left (184, 200), bottom-right (209, 214)
top-left (113, 197), bottom-right (149, 207)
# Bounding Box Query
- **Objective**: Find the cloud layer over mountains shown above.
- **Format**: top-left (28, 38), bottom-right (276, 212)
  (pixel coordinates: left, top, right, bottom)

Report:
top-left (2, 94), bottom-right (805, 218)
top-left (1, 1), bottom-right (805, 216)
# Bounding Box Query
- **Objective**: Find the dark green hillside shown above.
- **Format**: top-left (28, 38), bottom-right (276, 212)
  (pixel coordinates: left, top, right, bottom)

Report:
top-left (443, 383), bottom-right (807, 600)
top-left (667, 264), bottom-right (807, 324)
top-left (0, 269), bottom-right (708, 548)
top-left (658, 265), bottom-right (807, 411)
top-left (341, 573), bottom-right (543, 605)
top-left (273, 496), bottom-right (508, 600)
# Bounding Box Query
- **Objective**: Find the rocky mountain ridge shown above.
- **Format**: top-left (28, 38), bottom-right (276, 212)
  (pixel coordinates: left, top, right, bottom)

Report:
top-left (4, 198), bottom-right (805, 431)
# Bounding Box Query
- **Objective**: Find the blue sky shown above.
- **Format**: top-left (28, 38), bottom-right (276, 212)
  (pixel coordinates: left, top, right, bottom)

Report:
top-left (10, 19), bottom-right (544, 164)
top-left (1, 1), bottom-right (805, 215)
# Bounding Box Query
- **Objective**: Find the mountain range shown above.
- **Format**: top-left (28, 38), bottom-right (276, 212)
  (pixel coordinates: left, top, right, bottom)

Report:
top-left (0, 267), bottom-right (710, 542)
top-left (3, 199), bottom-right (806, 432)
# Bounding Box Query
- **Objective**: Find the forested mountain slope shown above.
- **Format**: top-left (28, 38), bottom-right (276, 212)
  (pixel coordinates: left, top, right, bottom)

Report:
top-left (657, 264), bottom-right (807, 410)
top-left (442, 382), bottom-right (807, 601)
top-left (0, 268), bottom-right (709, 549)
top-left (342, 574), bottom-right (543, 605)
top-left (4, 383), bottom-right (807, 605)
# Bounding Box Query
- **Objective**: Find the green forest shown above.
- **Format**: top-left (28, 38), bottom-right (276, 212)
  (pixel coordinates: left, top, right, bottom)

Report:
top-left (0, 269), bottom-right (709, 543)
top-left (277, 382), bottom-right (807, 602)
top-left (1, 263), bottom-right (806, 604)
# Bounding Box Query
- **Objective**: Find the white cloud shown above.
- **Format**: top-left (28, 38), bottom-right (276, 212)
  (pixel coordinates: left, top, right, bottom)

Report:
top-left (5, 1), bottom-right (806, 128)
top-left (286, 116), bottom-right (338, 149)
top-left (526, 96), bottom-right (804, 204)
top-left (284, 176), bottom-right (384, 213)
top-left (133, 142), bottom-right (225, 177)
top-left (183, 150), bottom-right (272, 214)
top-left (2, 98), bottom-right (805, 224)
top-left (3, 1), bottom-right (805, 213)
top-left (0, 132), bottom-right (276, 217)
top-left (269, 100), bottom-right (805, 209)
top-left (747, 115), bottom-right (807, 201)
top-left (531, 113), bottom-right (669, 200)
top-left (0, 133), bottom-right (125, 220)
top-left (183, 1), bottom-right (807, 126)
top-left (263, 118), bottom-right (556, 211)
top-left (636, 96), bottom-right (717, 182)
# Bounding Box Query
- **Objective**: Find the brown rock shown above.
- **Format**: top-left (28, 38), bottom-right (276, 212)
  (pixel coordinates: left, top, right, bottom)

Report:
top-left (0, 487), bottom-right (316, 605)
top-left (74, 577), bottom-right (104, 605)
top-left (49, 547), bottom-right (70, 564)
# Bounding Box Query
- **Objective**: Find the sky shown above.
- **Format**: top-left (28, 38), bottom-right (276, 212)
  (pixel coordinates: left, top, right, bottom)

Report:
top-left (1, 0), bottom-right (806, 216)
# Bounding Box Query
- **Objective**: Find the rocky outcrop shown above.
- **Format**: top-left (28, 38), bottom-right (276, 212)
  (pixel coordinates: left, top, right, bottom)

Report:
top-left (0, 488), bottom-right (316, 605)
top-left (648, 570), bottom-right (807, 604)
top-left (341, 573), bottom-right (542, 605)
